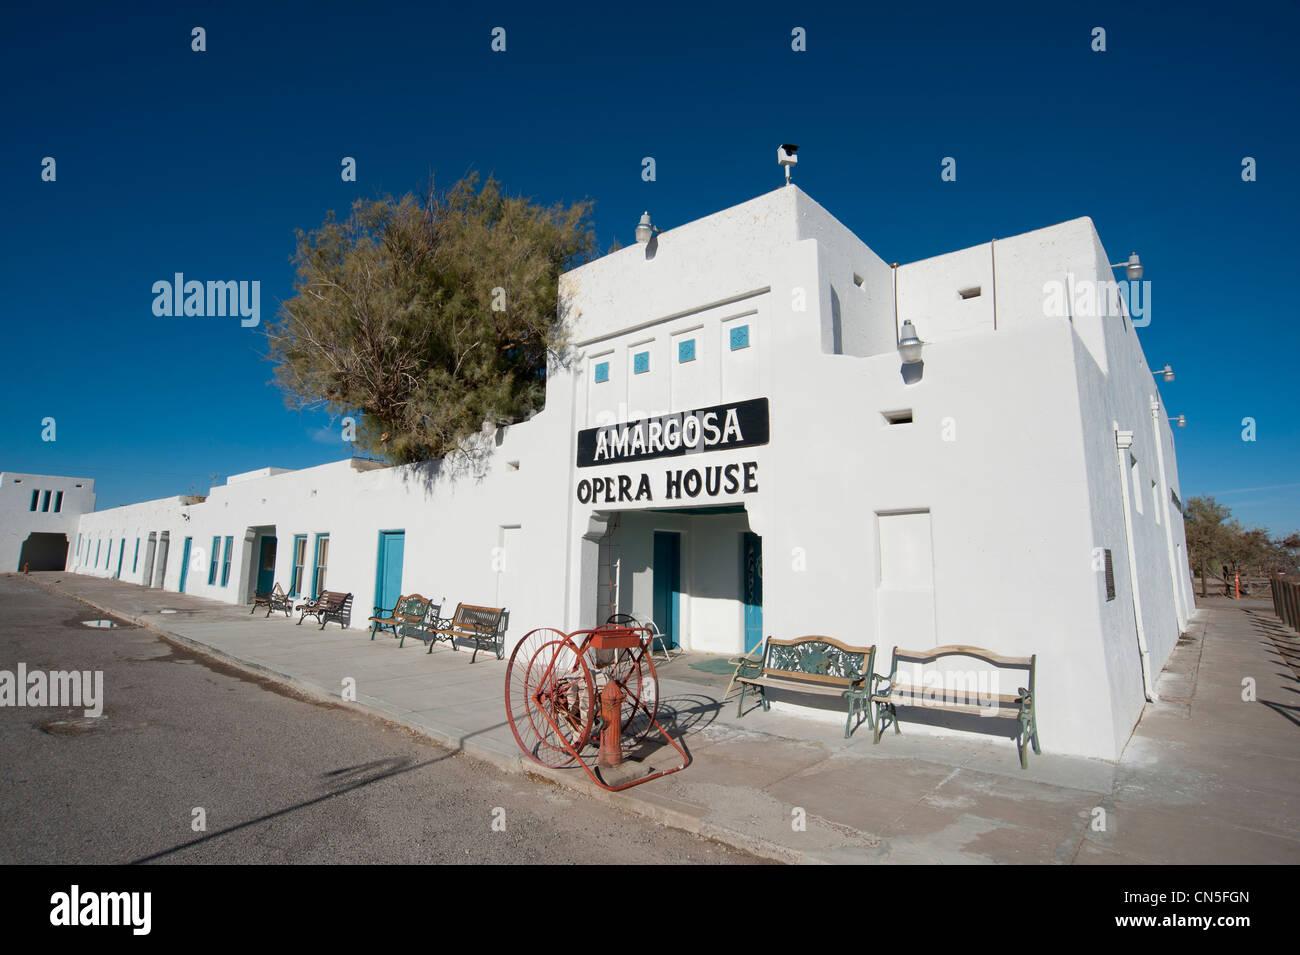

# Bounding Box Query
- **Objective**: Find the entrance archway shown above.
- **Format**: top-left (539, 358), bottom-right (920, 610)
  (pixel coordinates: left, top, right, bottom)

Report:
top-left (18, 533), bottom-right (68, 571)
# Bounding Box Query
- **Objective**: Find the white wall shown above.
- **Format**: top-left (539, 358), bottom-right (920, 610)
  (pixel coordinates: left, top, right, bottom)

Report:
top-left (71, 423), bottom-right (573, 651)
top-left (0, 472), bottom-right (95, 571)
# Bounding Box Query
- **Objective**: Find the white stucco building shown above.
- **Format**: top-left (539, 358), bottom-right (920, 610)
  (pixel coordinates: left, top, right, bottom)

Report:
top-left (0, 472), bottom-right (96, 572)
top-left (62, 185), bottom-right (1193, 760)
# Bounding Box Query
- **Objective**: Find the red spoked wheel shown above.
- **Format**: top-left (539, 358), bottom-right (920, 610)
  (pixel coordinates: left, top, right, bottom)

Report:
top-left (505, 628), bottom-right (595, 768)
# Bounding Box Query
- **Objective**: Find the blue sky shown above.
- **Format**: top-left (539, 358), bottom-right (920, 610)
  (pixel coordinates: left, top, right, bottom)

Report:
top-left (2, 1), bottom-right (1297, 535)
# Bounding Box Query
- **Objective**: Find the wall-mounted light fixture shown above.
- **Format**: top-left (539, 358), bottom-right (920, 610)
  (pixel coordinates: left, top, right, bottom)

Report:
top-left (635, 211), bottom-right (658, 245)
top-left (1153, 364), bottom-right (1174, 382)
top-left (1169, 414), bottom-right (1186, 428)
top-left (1110, 252), bottom-right (1143, 281)
top-left (897, 320), bottom-right (924, 364)
top-left (778, 144), bottom-right (799, 185)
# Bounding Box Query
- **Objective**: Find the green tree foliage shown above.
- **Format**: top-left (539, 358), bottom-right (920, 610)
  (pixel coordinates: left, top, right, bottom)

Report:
top-left (267, 175), bottom-right (596, 463)
top-left (1185, 495), bottom-right (1298, 596)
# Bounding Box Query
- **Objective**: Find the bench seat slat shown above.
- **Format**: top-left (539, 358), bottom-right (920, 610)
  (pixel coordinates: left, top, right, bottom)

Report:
top-left (876, 685), bottom-right (1025, 705)
top-left (737, 675), bottom-right (861, 696)
top-left (873, 696), bottom-right (1022, 718)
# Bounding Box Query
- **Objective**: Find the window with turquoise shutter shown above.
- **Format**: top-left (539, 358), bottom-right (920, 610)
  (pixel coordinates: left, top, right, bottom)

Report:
top-left (730, 325), bottom-right (750, 350)
top-left (678, 339), bottom-right (696, 363)
top-left (290, 534), bottom-right (307, 596)
top-left (633, 351), bottom-right (650, 374)
top-left (594, 361), bottom-right (609, 383)
top-left (221, 536), bottom-right (233, 586)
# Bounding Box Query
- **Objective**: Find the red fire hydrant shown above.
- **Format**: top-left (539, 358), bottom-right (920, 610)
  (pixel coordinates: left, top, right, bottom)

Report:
top-left (598, 678), bottom-right (624, 768)
top-left (22, 562), bottom-right (29, 575)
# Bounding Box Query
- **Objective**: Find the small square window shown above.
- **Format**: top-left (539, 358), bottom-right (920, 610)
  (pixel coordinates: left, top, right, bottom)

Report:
top-left (730, 325), bottom-right (750, 350)
top-left (594, 361), bottom-right (610, 383)
top-left (678, 339), bottom-right (696, 363)
top-left (633, 351), bottom-right (650, 374)
top-left (959, 287), bottom-right (982, 300)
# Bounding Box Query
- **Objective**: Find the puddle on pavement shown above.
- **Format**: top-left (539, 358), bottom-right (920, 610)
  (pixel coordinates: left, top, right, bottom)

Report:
top-left (65, 614), bottom-right (135, 630)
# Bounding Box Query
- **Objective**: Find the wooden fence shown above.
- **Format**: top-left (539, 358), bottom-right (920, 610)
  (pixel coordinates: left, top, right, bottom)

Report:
top-left (1270, 576), bottom-right (1300, 631)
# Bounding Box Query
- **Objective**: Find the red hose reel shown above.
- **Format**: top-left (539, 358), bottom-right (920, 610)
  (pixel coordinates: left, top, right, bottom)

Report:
top-left (504, 624), bottom-right (689, 791)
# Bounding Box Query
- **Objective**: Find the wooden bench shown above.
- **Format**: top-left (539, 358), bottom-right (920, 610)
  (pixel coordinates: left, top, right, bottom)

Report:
top-left (251, 583), bottom-right (293, 618)
top-left (368, 593), bottom-right (432, 644)
top-left (871, 645), bottom-right (1040, 768)
top-left (296, 590), bottom-right (353, 631)
top-left (424, 603), bottom-right (508, 663)
top-left (735, 636), bottom-right (877, 738)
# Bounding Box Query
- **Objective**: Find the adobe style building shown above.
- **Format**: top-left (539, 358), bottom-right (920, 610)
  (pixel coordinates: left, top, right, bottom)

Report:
top-left (60, 185), bottom-right (1193, 761)
top-left (0, 472), bottom-right (95, 572)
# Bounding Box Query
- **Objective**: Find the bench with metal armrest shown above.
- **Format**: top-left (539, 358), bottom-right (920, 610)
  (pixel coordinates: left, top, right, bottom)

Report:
top-left (368, 593), bottom-right (434, 644)
top-left (251, 583), bottom-right (293, 618)
top-left (424, 603), bottom-right (508, 662)
top-left (871, 644), bottom-right (1039, 768)
top-left (297, 590), bottom-right (353, 631)
top-left (735, 635), bottom-right (878, 738)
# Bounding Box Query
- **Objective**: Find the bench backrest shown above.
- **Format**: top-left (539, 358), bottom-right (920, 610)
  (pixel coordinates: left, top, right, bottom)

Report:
top-left (762, 636), bottom-right (875, 687)
top-left (888, 644), bottom-right (1036, 695)
top-left (452, 603), bottom-right (506, 634)
top-left (392, 593), bottom-right (430, 622)
top-left (321, 591), bottom-right (352, 613)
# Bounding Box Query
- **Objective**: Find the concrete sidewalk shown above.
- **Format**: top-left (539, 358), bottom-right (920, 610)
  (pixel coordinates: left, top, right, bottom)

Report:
top-left (16, 572), bottom-right (1300, 864)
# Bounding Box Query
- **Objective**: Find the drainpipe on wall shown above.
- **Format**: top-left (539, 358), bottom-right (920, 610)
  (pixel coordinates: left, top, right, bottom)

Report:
top-left (1115, 425), bottom-right (1158, 701)
top-left (1150, 395), bottom-right (1187, 629)
top-left (990, 239), bottom-right (997, 331)
top-left (891, 263), bottom-right (899, 344)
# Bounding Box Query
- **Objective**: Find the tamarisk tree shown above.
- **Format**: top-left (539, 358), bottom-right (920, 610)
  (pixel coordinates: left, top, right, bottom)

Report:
top-left (267, 175), bottom-right (595, 463)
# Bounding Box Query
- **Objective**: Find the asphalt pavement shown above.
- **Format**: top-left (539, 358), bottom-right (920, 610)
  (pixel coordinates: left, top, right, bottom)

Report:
top-left (0, 577), bottom-right (760, 864)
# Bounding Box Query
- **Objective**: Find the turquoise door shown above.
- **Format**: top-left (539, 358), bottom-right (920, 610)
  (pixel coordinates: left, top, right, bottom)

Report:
top-left (115, 540), bottom-right (125, 579)
top-left (257, 537), bottom-right (277, 594)
top-left (375, 531), bottom-right (405, 613)
top-left (179, 537), bottom-right (192, 592)
top-left (742, 532), bottom-right (763, 654)
top-left (652, 531), bottom-right (681, 649)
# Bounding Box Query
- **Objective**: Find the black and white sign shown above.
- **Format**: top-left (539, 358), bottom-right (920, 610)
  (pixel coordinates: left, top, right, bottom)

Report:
top-left (576, 397), bottom-right (769, 468)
